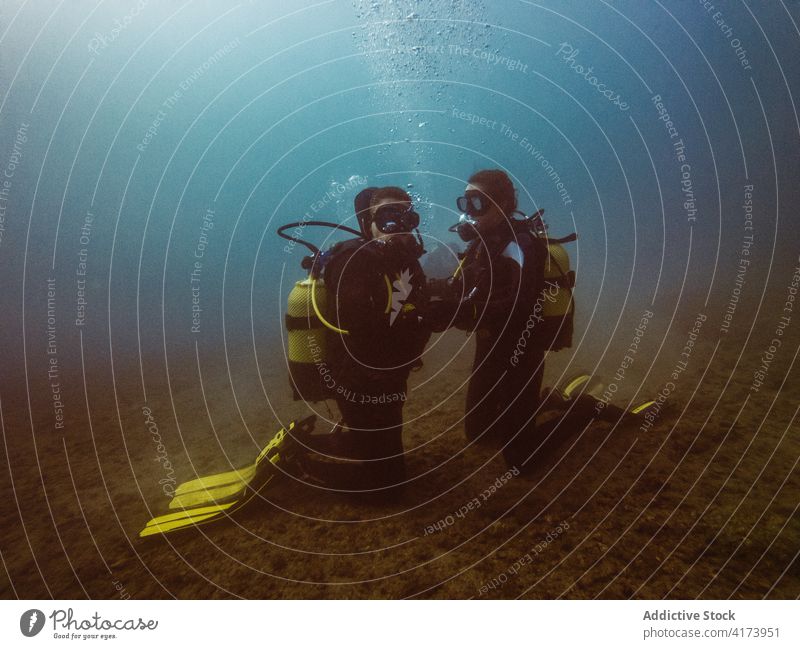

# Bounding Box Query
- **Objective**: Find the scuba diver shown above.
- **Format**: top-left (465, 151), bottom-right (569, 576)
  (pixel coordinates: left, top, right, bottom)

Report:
top-left (428, 169), bottom-right (576, 474)
top-left (137, 182), bottom-right (658, 537)
top-left (281, 186), bottom-right (430, 499)
top-left (138, 186), bottom-right (429, 537)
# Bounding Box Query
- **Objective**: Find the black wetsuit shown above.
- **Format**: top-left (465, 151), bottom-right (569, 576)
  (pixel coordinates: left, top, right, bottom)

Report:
top-left (311, 236), bottom-right (429, 495)
top-left (452, 220), bottom-right (548, 471)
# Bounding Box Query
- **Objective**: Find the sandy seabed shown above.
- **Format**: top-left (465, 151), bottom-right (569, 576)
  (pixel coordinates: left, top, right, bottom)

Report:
top-left (1, 329), bottom-right (798, 600)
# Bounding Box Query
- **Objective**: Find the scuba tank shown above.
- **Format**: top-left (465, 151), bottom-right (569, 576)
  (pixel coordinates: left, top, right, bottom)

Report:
top-left (448, 207), bottom-right (576, 350)
top-left (278, 222), bottom-right (362, 402)
top-left (285, 277), bottom-right (329, 403)
top-left (526, 209), bottom-right (576, 351)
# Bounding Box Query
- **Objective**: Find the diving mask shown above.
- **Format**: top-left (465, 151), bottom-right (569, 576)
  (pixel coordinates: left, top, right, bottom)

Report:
top-left (372, 204), bottom-right (420, 234)
top-left (456, 191), bottom-right (492, 217)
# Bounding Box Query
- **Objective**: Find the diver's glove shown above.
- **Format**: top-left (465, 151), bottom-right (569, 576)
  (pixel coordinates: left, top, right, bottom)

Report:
top-left (451, 286), bottom-right (481, 331)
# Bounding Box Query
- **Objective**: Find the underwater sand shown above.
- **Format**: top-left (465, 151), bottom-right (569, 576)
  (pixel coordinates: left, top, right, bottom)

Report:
top-left (1, 330), bottom-right (797, 599)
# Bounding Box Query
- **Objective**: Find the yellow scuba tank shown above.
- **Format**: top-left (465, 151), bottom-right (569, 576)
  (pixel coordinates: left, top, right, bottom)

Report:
top-left (278, 219), bottom-right (365, 403)
top-left (521, 209), bottom-right (575, 351)
top-left (286, 277), bottom-right (330, 402)
top-left (284, 243), bottom-right (365, 401)
top-left (540, 238), bottom-right (575, 351)
top-left (285, 256), bottom-right (398, 401)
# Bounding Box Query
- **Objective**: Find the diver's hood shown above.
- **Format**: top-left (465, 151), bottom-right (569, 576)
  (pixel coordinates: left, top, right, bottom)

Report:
top-left (354, 186), bottom-right (378, 238)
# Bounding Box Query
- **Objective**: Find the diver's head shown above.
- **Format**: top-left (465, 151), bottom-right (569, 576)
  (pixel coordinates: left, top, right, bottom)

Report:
top-left (354, 186), bottom-right (379, 238)
top-left (367, 186), bottom-right (419, 242)
top-left (455, 169), bottom-right (517, 241)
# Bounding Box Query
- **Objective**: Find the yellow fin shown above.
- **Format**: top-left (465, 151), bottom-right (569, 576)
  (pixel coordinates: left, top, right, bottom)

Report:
top-left (173, 466), bottom-right (256, 496)
top-left (562, 374), bottom-right (590, 399)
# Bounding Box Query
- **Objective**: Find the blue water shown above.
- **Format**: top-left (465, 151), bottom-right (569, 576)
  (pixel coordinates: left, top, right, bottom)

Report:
top-left (1, 0), bottom-right (798, 413)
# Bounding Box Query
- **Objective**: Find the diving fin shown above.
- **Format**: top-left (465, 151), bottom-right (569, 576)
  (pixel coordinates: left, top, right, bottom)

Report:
top-left (139, 501), bottom-right (242, 538)
top-left (630, 399), bottom-right (657, 415)
top-left (171, 465), bottom-right (256, 500)
top-left (540, 373), bottom-right (593, 410)
top-left (560, 373), bottom-right (593, 400)
top-left (583, 387), bottom-right (662, 423)
top-left (167, 417), bottom-right (315, 509)
top-left (168, 476), bottom-right (257, 510)
top-left (138, 415), bottom-right (316, 538)
top-left (554, 375), bottom-right (662, 423)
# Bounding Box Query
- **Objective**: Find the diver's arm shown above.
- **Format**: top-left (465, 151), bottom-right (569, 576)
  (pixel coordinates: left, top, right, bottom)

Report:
top-left (420, 277), bottom-right (460, 332)
top-left (456, 258), bottom-right (529, 328)
top-left (421, 249), bottom-right (479, 331)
